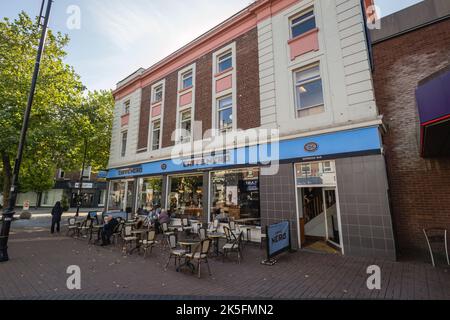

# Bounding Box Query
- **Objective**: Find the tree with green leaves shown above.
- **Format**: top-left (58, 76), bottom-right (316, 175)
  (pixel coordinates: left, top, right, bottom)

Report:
top-left (0, 12), bottom-right (114, 207)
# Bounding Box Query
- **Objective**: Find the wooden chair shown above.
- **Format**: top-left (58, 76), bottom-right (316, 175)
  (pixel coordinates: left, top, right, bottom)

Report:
top-left (185, 239), bottom-right (212, 278)
top-left (165, 234), bottom-right (186, 270)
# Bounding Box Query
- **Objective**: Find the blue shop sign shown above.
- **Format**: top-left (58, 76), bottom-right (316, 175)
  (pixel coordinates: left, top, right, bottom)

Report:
top-left (106, 126), bottom-right (381, 179)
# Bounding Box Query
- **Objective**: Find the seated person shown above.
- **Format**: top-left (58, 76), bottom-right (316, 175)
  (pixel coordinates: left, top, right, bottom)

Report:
top-left (101, 216), bottom-right (119, 246)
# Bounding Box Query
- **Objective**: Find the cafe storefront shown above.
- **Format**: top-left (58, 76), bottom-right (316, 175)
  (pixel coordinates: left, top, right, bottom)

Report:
top-left (105, 126), bottom-right (396, 259)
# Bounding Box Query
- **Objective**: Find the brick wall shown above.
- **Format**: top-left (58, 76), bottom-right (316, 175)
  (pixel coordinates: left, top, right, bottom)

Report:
top-left (372, 19), bottom-right (450, 256)
top-left (236, 27), bottom-right (261, 130)
top-left (138, 27), bottom-right (261, 149)
top-left (195, 52), bottom-right (213, 137)
top-left (162, 72), bottom-right (178, 148)
top-left (137, 85), bottom-right (152, 151)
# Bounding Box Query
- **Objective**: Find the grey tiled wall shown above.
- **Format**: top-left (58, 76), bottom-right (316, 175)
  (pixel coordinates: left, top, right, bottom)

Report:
top-left (260, 163), bottom-right (299, 249)
top-left (336, 155), bottom-right (396, 260)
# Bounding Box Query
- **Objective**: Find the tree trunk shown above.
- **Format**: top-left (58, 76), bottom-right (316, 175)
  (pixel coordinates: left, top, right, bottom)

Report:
top-left (1, 152), bottom-right (12, 208)
top-left (36, 192), bottom-right (42, 209)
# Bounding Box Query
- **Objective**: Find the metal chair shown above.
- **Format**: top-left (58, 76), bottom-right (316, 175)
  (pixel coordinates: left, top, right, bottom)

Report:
top-left (423, 228), bottom-right (449, 267)
top-left (122, 225), bottom-right (137, 254)
top-left (140, 230), bottom-right (157, 258)
top-left (198, 228), bottom-right (207, 241)
top-left (110, 220), bottom-right (124, 245)
top-left (66, 217), bottom-right (78, 237)
top-left (223, 230), bottom-right (244, 264)
top-left (161, 222), bottom-right (175, 246)
top-left (185, 239), bottom-right (212, 278)
top-left (165, 234), bottom-right (186, 270)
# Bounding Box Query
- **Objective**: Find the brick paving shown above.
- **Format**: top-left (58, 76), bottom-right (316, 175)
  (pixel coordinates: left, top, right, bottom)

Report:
top-left (1, 221), bottom-right (450, 300)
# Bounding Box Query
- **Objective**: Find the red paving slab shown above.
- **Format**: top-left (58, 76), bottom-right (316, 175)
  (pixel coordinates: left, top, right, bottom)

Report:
top-left (1, 229), bottom-right (449, 300)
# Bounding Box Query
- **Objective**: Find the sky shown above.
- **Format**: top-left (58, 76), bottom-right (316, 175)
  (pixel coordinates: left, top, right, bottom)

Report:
top-left (0, 0), bottom-right (424, 91)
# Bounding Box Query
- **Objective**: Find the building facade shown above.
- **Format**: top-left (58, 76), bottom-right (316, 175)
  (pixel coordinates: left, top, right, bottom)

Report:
top-left (15, 168), bottom-right (107, 209)
top-left (371, 0), bottom-right (450, 258)
top-left (106, 0), bottom-right (396, 260)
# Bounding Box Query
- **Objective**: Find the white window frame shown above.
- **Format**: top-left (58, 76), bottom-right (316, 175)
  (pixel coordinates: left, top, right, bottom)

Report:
top-left (145, 79), bottom-right (165, 153)
top-left (181, 70), bottom-right (193, 90)
top-left (179, 108), bottom-right (192, 143)
top-left (216, 95), bottom-right (233, 134)
top-left (123, 100), bottom-right (130, 115)
top-left (121, 130), bottom-right (128, 157)
top-left (150, 119), bottom-right (161, 151)
top-left (290, 8), bottom-right (316, 39)
top-left (217, 50), bottom-right (233, 74)
top-left (294, 63), bottom-right (324, 114)
top-left (152, 84), bottom-right (163, 104)
top-left (176, 63), bottom-right (196, 144)
top-left (212, 43), bottom-right (237, 136)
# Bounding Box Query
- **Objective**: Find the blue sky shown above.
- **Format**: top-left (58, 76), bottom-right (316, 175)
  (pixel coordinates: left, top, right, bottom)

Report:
top-left (0, 0), bottom-right (423, 91)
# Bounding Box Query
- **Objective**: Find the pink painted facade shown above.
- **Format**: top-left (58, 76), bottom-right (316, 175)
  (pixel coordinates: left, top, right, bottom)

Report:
top-left (151, 104), bottom-right (161, 117)
top-left (121, 114), bottom-right (129, 127)
top-left (288, 28), bottom-right (319, 60)
top-left (179, 91), bottom-right (193, 106)
top-left (216, 75), bottom-right (233, 93)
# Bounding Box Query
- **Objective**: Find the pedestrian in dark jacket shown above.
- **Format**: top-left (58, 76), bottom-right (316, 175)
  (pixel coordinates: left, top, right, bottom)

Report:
top-left (51, 201), bottom-right (64, 234)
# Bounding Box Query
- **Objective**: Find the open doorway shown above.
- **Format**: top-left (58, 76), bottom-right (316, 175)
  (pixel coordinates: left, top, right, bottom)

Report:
top-left (299, 187), bottom-right (341, 254)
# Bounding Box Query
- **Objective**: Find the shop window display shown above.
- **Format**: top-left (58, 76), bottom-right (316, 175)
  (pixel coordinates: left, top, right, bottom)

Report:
top-left (210, 168), bottom-right (260, 225)
top-left (168, 175), bottom-right (203, 219)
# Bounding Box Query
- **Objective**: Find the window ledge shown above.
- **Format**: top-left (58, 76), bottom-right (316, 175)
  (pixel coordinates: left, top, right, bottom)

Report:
top-left (151, 101), bottom-right (162, 107)
top-left (179, 86), bottom-right (193, 94)
top-left (215, 67), bottom-right (233, 78)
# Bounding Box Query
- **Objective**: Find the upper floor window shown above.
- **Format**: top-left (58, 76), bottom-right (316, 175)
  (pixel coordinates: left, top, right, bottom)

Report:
top-left (153, 85), bottom-right (163, 103)
top-left (217, 51), bottom-right (232, 73)
top-left (290, 10), bottom-right (316, 39)
top-left (294, 64), bottom-right (324, 116)
top-left (179, 109), bottom-right (192, 143)
top-left (151, 120), bottom-right (161, 151)
top-left (181, 70), bottom-right (193, 90)
top-left (217, 95), bottom-right (233, 133)
top-left (123, 100), bottom-right (130, 115)
top-left (121, 131), bottom-right (128, 157)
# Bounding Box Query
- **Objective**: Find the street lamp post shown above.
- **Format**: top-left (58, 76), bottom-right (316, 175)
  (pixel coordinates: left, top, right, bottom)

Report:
top-left (75, 137), bottom-right (88, 217)
top-left (0, 0), bottom-right (54, 262)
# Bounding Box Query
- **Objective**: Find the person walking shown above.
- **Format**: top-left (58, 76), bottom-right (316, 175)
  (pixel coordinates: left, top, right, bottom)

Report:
top-left (50, 201), bottom-right (64, 234)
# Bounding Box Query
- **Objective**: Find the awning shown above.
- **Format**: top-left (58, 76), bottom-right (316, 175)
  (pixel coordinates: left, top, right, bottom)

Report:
top-left (416, 65), bottom-right (450, 157)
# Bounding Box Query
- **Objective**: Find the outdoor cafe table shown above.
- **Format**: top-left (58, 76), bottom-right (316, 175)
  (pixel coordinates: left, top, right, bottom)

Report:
top-left (208, 232), bottom-right (225, 256)
top-left (177, 241), bottom-right (200, 273)
top-left (129, 229), bottom-right (148, 254)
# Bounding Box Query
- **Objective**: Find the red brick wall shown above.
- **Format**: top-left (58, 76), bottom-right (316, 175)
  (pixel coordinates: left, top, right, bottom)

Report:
top-left (372, 19), bottom-right (450, 255)
top-left (195, 52), bottom-right (213, 137)
top-left (236, 27), bottom-right (261, 130)
top-left (140, 27), bottom-right (261, 148)
top-left (137, 85), bottom-right (152, 151)
top-left (162, 72), bottom-right (178, 148)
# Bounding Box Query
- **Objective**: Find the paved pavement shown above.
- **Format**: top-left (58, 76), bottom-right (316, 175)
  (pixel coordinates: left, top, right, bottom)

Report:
top-left (1, 221), bottom-right (449, 300)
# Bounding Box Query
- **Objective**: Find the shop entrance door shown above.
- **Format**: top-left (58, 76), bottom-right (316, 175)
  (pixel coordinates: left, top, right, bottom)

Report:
top-left (323, 188), bottom-right (340, 247)
top-left (299, 187), bottom-right (341, 253)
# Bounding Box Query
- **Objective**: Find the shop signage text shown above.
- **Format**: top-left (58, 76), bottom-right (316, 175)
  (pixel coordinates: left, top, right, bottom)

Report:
top-left (182, 152), bottom-right (231, 168)
top-left (118, 166), bottom-right (143, 176)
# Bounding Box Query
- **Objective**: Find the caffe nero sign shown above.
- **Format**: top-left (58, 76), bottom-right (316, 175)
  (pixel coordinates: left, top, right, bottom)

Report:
top-left (266, 221), bottom-right (291, 259)
top-left (118, 166), bottom-right (143, 176)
